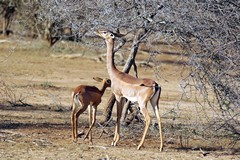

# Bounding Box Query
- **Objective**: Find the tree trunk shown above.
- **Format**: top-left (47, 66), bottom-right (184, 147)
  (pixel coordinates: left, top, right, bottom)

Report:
top-left (2, 5), bottom-right (15, 36)
top-left (100, 28), bottom-right (147, 124)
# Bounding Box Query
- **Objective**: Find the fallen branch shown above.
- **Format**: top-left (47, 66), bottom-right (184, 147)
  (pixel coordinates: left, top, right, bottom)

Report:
top-left (97, 118), bottom-right (113, 138)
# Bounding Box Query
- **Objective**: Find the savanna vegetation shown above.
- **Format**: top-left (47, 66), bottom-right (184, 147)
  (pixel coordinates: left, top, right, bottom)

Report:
top-left (0, 0), bottom-right (239, 159)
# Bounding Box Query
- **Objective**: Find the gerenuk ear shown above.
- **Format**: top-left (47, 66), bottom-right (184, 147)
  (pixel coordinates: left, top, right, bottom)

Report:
top-left (112, 32), bottom-right (125, 38)
top-left (110, 33), bottom-right (115, 39)
top-left (93, 77), bottom-right (103, 82)
top-left (106, 79), bottom-right (111, 85)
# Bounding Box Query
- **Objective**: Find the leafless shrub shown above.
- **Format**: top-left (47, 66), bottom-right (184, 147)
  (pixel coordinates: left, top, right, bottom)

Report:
top-left (0, 81), bottom-right (32, 107)
top-left (171, 0), bottom-right (240, 139)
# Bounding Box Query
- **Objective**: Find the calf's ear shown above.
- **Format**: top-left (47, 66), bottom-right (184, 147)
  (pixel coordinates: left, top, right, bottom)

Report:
top-left (93, 77), bottom-right (103, 82)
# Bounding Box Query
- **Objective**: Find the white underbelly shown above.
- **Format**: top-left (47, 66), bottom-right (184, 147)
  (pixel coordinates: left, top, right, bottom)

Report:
top-left (123, 95), bottom-right (138, 102)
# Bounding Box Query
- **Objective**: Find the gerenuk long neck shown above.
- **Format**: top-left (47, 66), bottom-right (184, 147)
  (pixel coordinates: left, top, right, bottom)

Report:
top-left (99, 82), bottom-right (109, 96)
top-left (105, 38), bottom-right (119, 78)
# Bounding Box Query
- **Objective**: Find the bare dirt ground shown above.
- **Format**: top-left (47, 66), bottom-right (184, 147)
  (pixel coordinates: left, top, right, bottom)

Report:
top-left (0, 39), bottom-right (239, 160)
